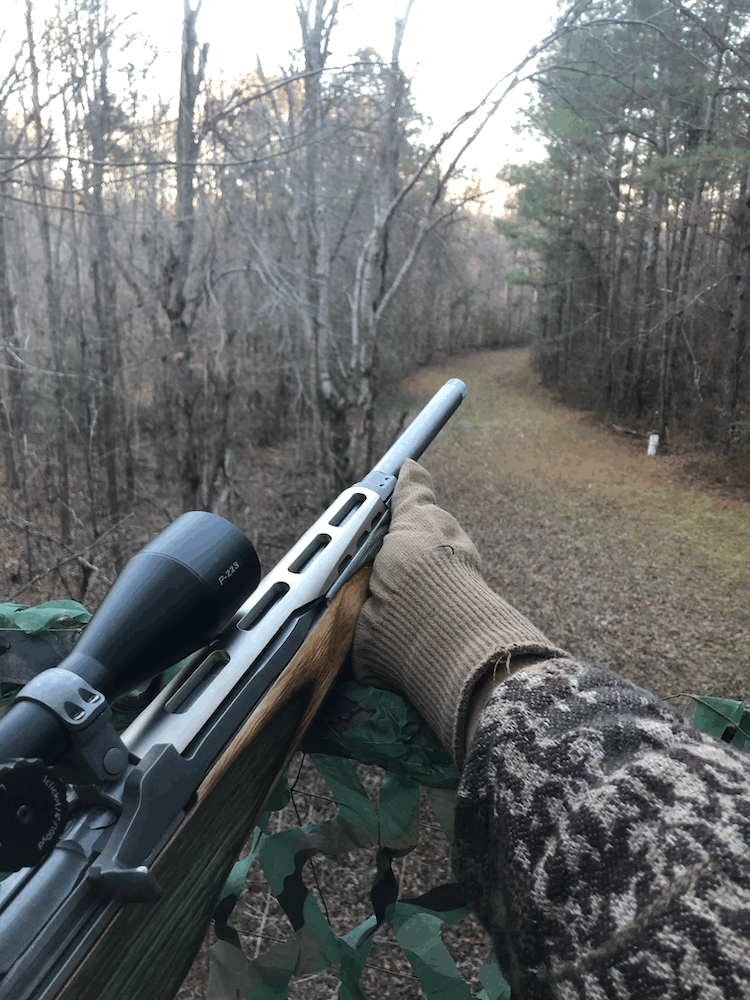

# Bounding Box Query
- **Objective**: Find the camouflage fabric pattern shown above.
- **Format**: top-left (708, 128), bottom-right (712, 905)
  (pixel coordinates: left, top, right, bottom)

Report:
top-left (454, 657), bottom-right (750, 999)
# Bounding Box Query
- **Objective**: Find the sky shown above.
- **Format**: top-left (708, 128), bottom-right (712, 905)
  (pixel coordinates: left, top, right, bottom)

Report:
top-left (7, 0), bottom-right (557, 207)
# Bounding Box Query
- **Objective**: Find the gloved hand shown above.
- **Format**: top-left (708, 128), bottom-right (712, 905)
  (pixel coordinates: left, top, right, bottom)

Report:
top-left (352, 460), bottom-right (568, 766)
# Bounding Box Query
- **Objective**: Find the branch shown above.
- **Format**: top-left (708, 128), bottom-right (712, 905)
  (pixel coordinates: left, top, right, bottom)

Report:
top-left (375, 193), bottom-right (479, 324)
top-left (362, 0), bottom-right (598, 331)
top-left (9, 516), bottom-right (132, 600)
top-left (380, 0), bottom-right (598, 233)
top-left (666, 0), bottom-right (750, 73)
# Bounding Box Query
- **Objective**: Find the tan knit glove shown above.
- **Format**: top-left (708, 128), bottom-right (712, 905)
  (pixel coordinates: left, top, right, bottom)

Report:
top-left (352, 460), bottom-right (568, 766)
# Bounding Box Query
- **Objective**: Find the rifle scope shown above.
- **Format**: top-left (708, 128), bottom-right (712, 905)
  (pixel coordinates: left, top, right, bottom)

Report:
top-left (0, 512), bottom-right (261, 766)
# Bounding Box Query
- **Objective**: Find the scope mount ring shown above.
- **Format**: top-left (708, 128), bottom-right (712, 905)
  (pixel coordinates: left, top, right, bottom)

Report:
top-left (15, 668), bottom-right (130, 784)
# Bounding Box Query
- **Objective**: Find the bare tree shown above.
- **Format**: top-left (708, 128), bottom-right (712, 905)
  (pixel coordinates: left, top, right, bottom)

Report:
top-left (160, 0), bottom-right (209, 510)
top-left (25, 1), bottom-right (74, 543)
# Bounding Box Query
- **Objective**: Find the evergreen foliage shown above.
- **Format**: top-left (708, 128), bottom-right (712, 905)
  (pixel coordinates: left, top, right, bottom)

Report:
top-left (504, 0), bottom-right (750, 450)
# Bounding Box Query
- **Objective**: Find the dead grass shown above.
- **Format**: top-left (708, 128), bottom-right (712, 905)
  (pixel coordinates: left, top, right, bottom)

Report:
top-left (408, 347), bottom-right (750, 700)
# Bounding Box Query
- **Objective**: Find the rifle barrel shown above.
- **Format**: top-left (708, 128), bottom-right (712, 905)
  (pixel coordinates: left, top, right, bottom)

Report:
top-left (369, 378), bottom-right (466, 478)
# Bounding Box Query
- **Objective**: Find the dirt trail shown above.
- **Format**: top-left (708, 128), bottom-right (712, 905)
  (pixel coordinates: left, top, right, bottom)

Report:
top-left (406, 348), bottom-right (750, 700)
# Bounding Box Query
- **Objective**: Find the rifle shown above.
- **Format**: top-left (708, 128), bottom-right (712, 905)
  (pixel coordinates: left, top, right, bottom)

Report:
top-left (0, 378), bottom-right (466, 1000)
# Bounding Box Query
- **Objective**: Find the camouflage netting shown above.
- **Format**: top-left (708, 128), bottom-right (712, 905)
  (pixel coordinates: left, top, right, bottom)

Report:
top-left (209, 681), bottom-right (509, 999)
top-left (0, 603), bottom-right (746, 999)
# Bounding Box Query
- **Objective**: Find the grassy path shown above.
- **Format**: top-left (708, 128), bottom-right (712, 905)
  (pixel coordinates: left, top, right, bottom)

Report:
top-left (404, 348), bottom-right (750, 699)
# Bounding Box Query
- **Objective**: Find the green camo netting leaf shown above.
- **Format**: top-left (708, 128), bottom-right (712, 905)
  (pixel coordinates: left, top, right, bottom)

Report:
top-left (676, 695), bottom-right (750, 752)
top-left (0, 601), bottom-right (91, 707)
top-left (0, 600), bottom-right (91, 635)
top-left (304, 681), bottom-right (460, 789)
top-left (0, 600), bottom-right (189, 721)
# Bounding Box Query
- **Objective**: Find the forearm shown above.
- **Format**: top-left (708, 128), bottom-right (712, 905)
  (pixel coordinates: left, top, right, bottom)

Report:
top-left (454, 657), bottom-right (750, 1000)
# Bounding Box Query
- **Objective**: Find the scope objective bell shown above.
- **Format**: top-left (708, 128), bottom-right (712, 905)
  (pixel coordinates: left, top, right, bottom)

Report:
top-left (0, 511), bottom-right (260, 769)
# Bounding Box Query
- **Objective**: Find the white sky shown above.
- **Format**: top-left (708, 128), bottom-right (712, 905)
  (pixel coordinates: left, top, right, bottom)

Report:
top-left (7, 0), bottom-right (556, 206)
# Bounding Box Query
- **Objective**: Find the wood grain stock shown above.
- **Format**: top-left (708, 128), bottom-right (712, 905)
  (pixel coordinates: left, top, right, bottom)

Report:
top-left (55, 565), bottom-right (372, 1000)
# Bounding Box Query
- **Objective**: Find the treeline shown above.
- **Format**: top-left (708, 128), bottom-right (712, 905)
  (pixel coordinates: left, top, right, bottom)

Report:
top-left (503, 0), bottom-right (750, 452)
top-left (0, 0), bottom-right (514, 599)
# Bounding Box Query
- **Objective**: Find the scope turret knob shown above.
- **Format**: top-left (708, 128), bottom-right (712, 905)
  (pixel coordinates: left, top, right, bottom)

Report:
top-left (0, 758), bottom-right (68, 872)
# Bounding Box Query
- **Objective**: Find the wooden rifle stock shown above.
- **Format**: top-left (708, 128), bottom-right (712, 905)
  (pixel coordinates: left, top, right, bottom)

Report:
top-left (56, 565), bottom-right (372, 1000)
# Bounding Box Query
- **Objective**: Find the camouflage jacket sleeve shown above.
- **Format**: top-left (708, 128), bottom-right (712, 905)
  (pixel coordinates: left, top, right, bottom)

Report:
top-left (452, 658), bottom-right (750, 1000)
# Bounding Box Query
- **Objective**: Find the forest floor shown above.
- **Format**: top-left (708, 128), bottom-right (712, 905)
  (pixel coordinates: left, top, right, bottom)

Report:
top-left (178, 345), bottom-right (750, 1000)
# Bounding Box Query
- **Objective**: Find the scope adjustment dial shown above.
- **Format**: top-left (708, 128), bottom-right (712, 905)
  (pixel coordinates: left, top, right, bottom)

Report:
top-left (0, 758), bottom-right (68, 872)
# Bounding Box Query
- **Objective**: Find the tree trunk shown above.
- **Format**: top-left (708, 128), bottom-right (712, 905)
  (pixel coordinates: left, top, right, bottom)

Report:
top-left (84, 10), bottom-right (124, 565)
top-left (722, 163), bottom-right (750, 448)
top-left (296, 0), bottom-right (346, 487)
top-left (0, 178), bottom-right (21, 490)
top-left (660, 30), bottom-right (726, 438)
top-left (350, 5), bottom-right (412, 477)
top-left (26, 0), bottom-right (71, 544)
top-left (162, 0), bottom-right (208, 510)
